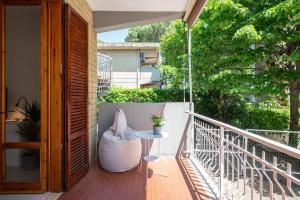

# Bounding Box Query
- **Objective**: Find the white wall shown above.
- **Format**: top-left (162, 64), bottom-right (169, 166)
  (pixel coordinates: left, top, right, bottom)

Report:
top-left (98, 103), bottom-right (191, 157)
top-left (141, 66), bottom-right (160, 82)
top-left (6, 6), bottom-right (41, 111)
top-left (101, 50), bottom-right (140, 72)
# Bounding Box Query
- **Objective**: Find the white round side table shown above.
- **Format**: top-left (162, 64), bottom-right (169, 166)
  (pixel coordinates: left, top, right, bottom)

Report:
top-left (132, 130), bottom-right (168, 190)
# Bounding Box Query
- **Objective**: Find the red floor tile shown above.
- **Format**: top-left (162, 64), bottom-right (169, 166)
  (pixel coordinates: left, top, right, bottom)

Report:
top-left (59, 158), bottom-right (210, 200)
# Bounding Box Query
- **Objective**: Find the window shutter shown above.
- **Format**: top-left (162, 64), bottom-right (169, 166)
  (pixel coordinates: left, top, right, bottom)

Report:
top-left (64, 4), bottom-right (89, 191)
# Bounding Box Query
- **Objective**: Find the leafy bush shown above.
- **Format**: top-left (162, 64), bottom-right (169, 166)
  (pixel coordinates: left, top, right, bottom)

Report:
top-left (194, 91), bottom-right (248, 126)
top-left (99, 87), bottom-right (186, 103)
top-left (239, 103), bottom-right (289, 130)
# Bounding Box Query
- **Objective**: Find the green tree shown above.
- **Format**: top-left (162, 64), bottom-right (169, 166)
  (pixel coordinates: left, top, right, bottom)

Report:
top-left (125, 22), bottom-right (171, 42)
top-left (160, 0), bottom-right (300, 145)
top-left (158, 64), bottom-right (182, 88)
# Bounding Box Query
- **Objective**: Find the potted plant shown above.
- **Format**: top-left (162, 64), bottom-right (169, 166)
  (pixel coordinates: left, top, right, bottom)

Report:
top-left (151, 112), bottom-right (165, 135)
top-left (17, 100), bottom-right (40, 170)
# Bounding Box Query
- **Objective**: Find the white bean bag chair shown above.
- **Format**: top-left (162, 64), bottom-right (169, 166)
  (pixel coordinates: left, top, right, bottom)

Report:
top-left (98, 109), bottom-right (142, 172)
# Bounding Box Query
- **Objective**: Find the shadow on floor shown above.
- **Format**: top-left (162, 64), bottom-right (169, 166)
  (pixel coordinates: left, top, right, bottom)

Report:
top-left (59, 157), bottom-right (213, 200)
top-left (176, 157), bottom-right (214, 200)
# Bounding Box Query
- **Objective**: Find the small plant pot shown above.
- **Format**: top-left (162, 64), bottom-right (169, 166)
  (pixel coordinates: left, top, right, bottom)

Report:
top-left (153, 126), bottom-right (162, 135)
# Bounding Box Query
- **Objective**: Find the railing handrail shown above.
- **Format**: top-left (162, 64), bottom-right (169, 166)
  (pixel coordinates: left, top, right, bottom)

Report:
top-left (246, 129), bottom-right (300, 134)
top-left (97, 53), bottom-right (112, 61)
top-left (189, 112), bottom-right (300, 159)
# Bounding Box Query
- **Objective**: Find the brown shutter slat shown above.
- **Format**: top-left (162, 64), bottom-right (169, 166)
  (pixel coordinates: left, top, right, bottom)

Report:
top-left (64, 4), bottom-right (89, 191)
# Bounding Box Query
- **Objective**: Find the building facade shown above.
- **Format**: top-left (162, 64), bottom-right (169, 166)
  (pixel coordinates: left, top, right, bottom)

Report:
top-left (98, 42), bottom-right (161, 89)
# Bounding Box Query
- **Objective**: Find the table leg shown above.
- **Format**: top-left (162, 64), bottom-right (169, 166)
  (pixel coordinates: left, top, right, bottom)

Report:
top-left (138, 139), bottom-right (144, 173)
top-left (153, 138), bottom-right (169, 177)
top-left (158, 138), bottom-right (160, 158)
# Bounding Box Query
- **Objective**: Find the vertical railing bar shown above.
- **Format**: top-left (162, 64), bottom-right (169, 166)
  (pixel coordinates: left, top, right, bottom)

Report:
top-left (231, 137), bottom-right (235, 183)
top-left (287, 163), bottom-right (297, 198)
top-left (202, 122), bottom-right (206, 162)
top-left (237, 140), bottom-right (240, 189)
top-left (253, 146), bottom-right (263, 200)
top-left (226, 134), bottom-right (230, 180)
top-left (219, 126), bottom-right (224, 200)
top-left (243, 137), bottom-right (248, 196)
top-left (200, 120), bottom-right (203, 160)
top-left (250, 147), bottom-right (255, 200)
top-left (216, 129), bottom-right (219, 176)
top-left (209, 124), bottom-right (211, 166)
top-left (273, 157), bottom-right (286, 200)
top-left (262, 151), bottom-right (273, 200)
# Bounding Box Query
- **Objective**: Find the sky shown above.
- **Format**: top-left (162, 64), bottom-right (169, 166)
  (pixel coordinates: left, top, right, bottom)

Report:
top-left (98, 29), bottom-right (128, 43)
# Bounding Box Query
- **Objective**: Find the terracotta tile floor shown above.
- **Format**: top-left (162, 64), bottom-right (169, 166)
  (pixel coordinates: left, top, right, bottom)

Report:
top-left (59, 158), bottom-right (211, 200)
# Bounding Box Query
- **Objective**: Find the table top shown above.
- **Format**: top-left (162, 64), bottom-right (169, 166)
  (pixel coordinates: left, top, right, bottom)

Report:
top-left (132, 130), bottom-right (168, 139)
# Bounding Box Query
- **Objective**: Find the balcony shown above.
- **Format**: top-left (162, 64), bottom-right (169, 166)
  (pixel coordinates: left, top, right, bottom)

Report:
top-left (59, 103), bottom-right (300, 200)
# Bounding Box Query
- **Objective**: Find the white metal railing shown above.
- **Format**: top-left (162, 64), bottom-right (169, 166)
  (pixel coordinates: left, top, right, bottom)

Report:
top-left (190, 112), bottom-right (300, 200)
top-left (97, 53), bottom-right (112, 96)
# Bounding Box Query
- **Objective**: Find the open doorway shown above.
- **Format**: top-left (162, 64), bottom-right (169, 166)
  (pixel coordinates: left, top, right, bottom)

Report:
top-left (0, 0), bottom-right (47, 192)
top-left (5, 5), bottom-right (41, 182)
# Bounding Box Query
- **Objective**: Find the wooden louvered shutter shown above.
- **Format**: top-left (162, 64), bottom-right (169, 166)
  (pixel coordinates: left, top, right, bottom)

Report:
top-left (64, 4), bottom-right (89, 191)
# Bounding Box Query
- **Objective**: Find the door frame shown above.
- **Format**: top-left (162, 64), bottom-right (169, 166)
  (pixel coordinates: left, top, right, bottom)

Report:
top-left (0, 0), bottom-right (63, 193)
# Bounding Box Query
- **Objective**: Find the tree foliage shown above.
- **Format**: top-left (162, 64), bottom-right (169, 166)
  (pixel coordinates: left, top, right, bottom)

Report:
top-left (158, 64), bottom-right (183, 88)
top-left (162, 0), bottom-right (299, 94)
top-left (125, 22), bottom-right (171, 42)
top-left (160, 0), bottom-right (300, 144)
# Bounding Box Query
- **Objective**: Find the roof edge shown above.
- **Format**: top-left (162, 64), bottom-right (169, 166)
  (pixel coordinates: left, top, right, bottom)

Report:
top-left (98, 42), bottom-right (160, 50)
top-left (183, 0), bottom-right (207, 28)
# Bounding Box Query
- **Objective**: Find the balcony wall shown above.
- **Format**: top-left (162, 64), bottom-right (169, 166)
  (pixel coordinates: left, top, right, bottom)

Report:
top-left (97, 103), bottom-right (191, 157)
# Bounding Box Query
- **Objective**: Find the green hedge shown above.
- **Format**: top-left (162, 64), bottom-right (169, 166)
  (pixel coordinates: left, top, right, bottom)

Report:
top-left (98, 87), bottom-right (186, 103)
top-left (238, 103), bottom-right (289, 130)
top-left (99, 88), bottom-right (290, 130)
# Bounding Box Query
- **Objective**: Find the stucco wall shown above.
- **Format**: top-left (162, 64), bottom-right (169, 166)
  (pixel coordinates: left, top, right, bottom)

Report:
top-left (98, 103), bottom-right (191, 157)
top-left (100, 50), bottom-right (139, 72)
top-left (65, 0), bottom-right (98, 163)
top-left (99, 50), bottom-right (140, 88)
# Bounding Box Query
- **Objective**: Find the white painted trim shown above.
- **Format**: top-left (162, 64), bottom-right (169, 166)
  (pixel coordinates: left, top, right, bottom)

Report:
top-left (88, 0), bottom-right (189, 12)
top-left (94, 13), bottom-right (183, 33)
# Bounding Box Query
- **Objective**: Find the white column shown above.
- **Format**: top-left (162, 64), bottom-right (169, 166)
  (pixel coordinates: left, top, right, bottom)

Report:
top-left (187, 27), bottom-right (194, 158)
top-left (188, 28), bottom-right (193, 112)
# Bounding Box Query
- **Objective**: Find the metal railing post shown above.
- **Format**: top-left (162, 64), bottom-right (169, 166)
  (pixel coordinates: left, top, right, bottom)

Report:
top-left (190, 111), bottom-right (195, 158)
top-left (219, 126), bottom-right (224, 199)
top-left (109, 60), bottom-right (112, 90)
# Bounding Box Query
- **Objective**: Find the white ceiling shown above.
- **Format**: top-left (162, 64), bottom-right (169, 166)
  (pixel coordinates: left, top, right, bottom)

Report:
top-left (87, 0), bottom-right (190, 12)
